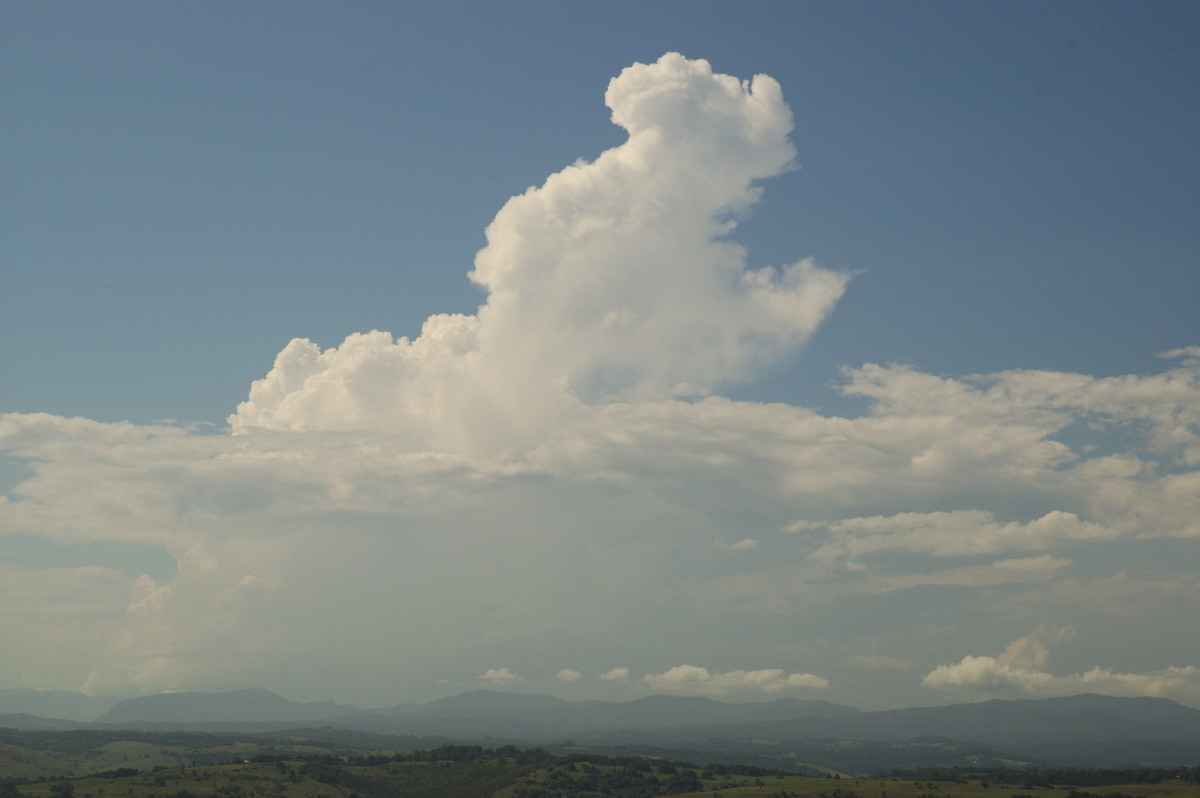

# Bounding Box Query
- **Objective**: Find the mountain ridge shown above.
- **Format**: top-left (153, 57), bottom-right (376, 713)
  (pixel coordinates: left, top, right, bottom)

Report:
top-left (96, 687), bottom-right (356, 724)
top-left (5, 688), bottom-right (1200, 768)
top-left (0, 688), bottom-right (122, 722)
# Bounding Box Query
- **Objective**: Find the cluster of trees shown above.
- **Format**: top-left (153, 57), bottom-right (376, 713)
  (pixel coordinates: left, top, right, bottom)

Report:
top-left (250, 744), bottom-right (779, 798)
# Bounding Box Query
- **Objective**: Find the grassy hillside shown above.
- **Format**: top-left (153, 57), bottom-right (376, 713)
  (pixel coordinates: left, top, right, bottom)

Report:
top-left (1, 734), bottom-right (1197, 798)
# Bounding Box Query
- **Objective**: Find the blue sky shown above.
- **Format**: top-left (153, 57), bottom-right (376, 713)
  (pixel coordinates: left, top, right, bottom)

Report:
top-left (7, 1), bottom-right (1197, 423)
top-left (2, 1), bottom-right (1199, 713)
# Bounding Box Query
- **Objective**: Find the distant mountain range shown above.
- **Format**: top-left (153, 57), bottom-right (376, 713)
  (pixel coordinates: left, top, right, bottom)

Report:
top-left (0, 688), bottom-right (121, 722)
top-left (96, 687), bottom-right (356, 724)
top-left (3, 688), bottom-right (1199, 769)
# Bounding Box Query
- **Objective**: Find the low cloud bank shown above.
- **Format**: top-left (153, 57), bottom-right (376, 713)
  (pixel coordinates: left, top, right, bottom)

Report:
top-left (923, 628), bottom-right (1200, 705)
top-left (643, 665), bottom-right (829, 695)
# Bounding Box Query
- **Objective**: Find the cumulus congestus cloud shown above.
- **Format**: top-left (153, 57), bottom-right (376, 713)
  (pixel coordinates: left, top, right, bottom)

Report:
top-left (229, 53), bottom-right (849, 456)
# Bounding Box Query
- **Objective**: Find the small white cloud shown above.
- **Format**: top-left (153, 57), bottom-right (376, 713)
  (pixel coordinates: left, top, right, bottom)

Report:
top-left (556, 668), bottom-right (582, 683)
top-left (1160, 346), bottom-right (1200, 360)
top-left (855, 555), bottom-right (1073, 594)
top-left (599, 667), bottom-right (630, 682)
top-left (478, 667), bottom-right (521, 685)
top-left (643, 664), bottom-right (828, 695)
top-left (729, 538), bottom-right (758, 550)
top-left (643, 664), bottom-right (708, 690)
top-left (792, 510), bottom-right (1116, 564)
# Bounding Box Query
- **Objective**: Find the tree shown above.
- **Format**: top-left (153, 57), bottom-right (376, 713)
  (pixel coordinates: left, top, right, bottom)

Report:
top-left (50, 784), bottom-right (76, 798)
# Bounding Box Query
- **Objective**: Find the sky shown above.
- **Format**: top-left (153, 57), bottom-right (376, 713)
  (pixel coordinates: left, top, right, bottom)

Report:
top-left (2, 1), bottom-right (1199, 713)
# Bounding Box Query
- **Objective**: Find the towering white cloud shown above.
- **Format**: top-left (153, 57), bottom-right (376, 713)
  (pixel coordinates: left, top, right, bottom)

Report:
top-left (230, 53), bottom-right (849, 456)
